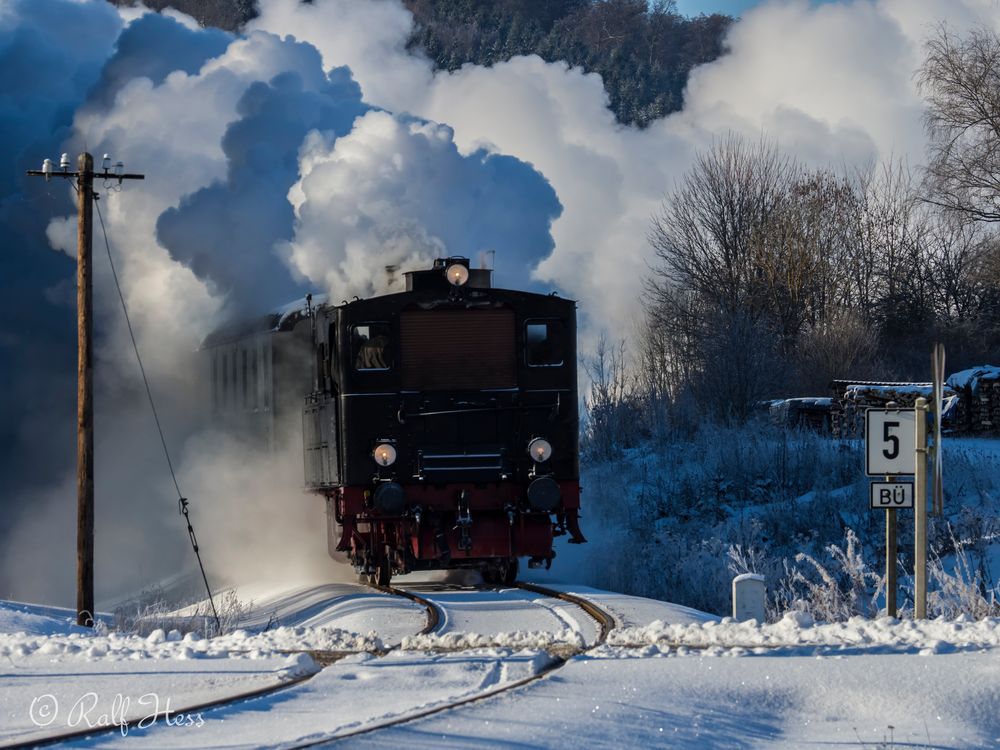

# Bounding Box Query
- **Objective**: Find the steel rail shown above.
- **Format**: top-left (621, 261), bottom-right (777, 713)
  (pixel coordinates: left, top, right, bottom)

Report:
top-left (5, 583), bottom-right (614, 748)
top-left (0, 672), bottom-right (315, 750)
top-left (374, 583), bottom-right (441, 635)
top-left (291, 581), bottom-right (618, 747)
top-left (1, 583), bottom-right (438, 749)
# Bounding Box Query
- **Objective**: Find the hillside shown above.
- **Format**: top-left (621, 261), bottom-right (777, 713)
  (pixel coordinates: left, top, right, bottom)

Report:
top-left (108, 0), bottom-right (733, 126)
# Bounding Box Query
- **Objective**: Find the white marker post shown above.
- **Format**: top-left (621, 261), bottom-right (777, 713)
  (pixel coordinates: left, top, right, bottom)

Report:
top-left (732, 574), bottom-right (766, 623)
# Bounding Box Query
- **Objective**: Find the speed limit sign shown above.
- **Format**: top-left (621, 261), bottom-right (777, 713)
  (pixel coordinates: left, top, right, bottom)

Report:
top-left (865, 409), bottom-right (916, 476)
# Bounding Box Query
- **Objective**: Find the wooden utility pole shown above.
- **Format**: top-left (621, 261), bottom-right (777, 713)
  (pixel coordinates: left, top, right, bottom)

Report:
top-left (76, 153), bottom-right (95, 627)
top-left (26, 153), bottom-right (144, 627)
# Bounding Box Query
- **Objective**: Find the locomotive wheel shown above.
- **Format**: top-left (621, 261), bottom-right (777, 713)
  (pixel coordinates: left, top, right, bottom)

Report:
top-left (373, 556), bottom-right (391, 587)
top-left (500, 557), bottom-right (519, 585)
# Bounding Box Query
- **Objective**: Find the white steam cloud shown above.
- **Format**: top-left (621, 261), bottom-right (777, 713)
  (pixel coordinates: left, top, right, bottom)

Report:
top-left (283, 110), bottom-right (560, 299)
top-left (5, 0), bottom-right (1000, 604)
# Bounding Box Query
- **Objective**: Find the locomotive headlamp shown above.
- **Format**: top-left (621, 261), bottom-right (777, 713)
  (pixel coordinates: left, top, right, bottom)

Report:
top-left (527, 438), bottom-right (553, 463)
top-left (373, 443), bottom-right (397, 467)
top-left (445, 263), bottom-right (469, 286)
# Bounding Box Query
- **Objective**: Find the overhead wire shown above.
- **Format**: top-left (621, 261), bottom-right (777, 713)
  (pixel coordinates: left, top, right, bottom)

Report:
top-left (93, 193), bottom-right (220, 632)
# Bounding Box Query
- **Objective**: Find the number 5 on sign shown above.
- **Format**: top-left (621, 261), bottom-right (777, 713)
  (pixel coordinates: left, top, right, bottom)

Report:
top-left (865, 409), bottom-right (916, 476)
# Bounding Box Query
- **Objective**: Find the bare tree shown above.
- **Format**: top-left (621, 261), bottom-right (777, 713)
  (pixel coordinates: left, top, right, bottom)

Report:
top-left (795, 307), bottom-right (881, 393)
top-left (647, 135), bottom-right (793, 320)
top-left (583, 334), bottom-right (641, 458)
top-left (919, 25), bottom-right (1000, 223)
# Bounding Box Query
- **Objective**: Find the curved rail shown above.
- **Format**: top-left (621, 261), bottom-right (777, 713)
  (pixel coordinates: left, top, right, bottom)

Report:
top-left (0, 672), bottom-right (315, 750)
top-left (513, 581), bottom-right (616, 645)
top-left (6, 582), bottom-right (615, 749)
top-left (2, 583), bottom-right (440, 750)
top-left (296, 581), bottom-right (617, 747)
top-left (376, 584), bottom-right (441, 635)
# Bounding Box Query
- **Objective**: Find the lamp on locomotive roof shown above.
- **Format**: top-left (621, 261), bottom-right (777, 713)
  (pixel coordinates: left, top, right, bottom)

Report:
top-left (445, 262), bottom-right (469, 286)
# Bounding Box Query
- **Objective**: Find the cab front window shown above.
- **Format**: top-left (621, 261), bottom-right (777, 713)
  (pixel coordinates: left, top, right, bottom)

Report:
top-left (526, 320), bottom-right (565, 367)
top-left (352, 322), bottom-right (393, 371)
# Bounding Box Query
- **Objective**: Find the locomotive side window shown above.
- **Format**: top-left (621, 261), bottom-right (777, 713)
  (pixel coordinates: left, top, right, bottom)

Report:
top-left (242, 349), bottom-right (249, 408)
top-left (222, 351), bottom-right (230, 410)
top-left (352, 322), bottom-right (393, 371)
top-left (211, 354), bottom-right (218, 411)
top-left (251, 347), bottom-right (258, 410)
top-left (526, 320), bottom-right (565, 367)
top-left (328, 324), bottom-right (339, 382)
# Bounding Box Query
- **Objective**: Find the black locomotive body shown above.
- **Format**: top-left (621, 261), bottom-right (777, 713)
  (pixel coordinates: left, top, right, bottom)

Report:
top-left (203, 257), bottom-right (584, 585)
top-left (303, 258), bottom-right (585, 585)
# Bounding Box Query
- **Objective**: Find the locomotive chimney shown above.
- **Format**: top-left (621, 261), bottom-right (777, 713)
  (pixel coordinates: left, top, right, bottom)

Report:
top-left (385, 264), bottom-right (399, 290)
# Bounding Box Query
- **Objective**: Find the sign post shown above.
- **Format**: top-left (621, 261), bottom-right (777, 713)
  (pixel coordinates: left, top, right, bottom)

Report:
top-left (931, 343), bottom-right (946, 516)
top-left (865, 407), bottom-right (916, 619)
top-left (914, 397), bottom-right (929, 619)
top-left (869, 475), bottom-right (917, 618)
top-left (885, 479), bottom-right (897, 618)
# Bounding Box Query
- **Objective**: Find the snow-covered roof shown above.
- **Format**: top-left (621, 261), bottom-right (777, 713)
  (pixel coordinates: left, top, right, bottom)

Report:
top-left (946, 365), bottom-right (1000, 393)
top-left (201, 294), bottom-right (328, 348)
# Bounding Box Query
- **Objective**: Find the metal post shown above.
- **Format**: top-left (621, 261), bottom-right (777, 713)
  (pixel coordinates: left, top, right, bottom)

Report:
top-left (931, 343), bottom-right (945, 516)
top-left (76, 153), bottom-right (95, 628)
top-left (884, 475), bottom-right (897, 618)
top-left (914, 397), bottom-right (928, 619)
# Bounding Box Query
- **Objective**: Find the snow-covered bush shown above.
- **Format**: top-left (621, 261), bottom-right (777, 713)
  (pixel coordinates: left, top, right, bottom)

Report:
top-left (927, 533), bottom-right (1000, 619)
top-left (579, 383), bottom-right (1000, 622)
top-left (112, 589), bottom-right (254, 637)
top-left (775, 528), bottom-right (881, 622)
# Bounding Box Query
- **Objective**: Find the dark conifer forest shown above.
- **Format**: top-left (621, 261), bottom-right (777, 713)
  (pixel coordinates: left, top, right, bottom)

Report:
top-left (108, 0), bottom-right (733, 126)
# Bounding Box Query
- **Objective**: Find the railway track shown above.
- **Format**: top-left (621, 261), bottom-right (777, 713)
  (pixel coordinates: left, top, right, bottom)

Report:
top-left (5, 583), bottom-right (439, 749)
top-left (291, 581), bottom-right (617, 748)
top-left (4, 580), bottom-right (611, 749)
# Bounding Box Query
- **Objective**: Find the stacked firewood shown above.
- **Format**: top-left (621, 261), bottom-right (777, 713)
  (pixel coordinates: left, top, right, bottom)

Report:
top-left (945, 366), bottom-right (1000, 433)
top-left (828, 381), bottom-right (948, 438)
top-left (767, 397), bottom-right (835, 432)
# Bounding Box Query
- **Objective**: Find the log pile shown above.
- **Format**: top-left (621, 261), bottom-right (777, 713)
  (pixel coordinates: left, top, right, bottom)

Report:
top-left (767, 397), bottom-right (835, 431)
top-left (945, 366), bottom-right (1000, 434)
top-left (828, 381), bottom-right (954, 438)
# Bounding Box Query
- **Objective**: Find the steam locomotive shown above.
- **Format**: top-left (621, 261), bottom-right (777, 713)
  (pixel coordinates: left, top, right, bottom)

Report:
top-left (204, 257), bottom-right (584, 585)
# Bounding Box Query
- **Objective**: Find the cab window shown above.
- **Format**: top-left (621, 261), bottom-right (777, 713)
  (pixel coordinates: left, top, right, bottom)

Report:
top-left (352, 322), bottom-right (393, 371)
top-left (526, 320), bottom-right (565, 367)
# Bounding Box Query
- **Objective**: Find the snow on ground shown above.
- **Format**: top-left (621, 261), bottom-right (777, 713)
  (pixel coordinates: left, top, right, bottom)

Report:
top-left (0, 601), bottom-right (103, 637)
top-left (341, 648), bottom-right (1000, 750)
top-left (536, 584), bottom-right (716, 628)
top-left (403, 584), bottom-right (601, 644)
top-left (401, 629), bottom-right (586, 652)
top-left (610, 611), bottom-right (1000, 653)
top-left (6, 586), bottom-right (1000, 748)
top-left (60, 650), bottom-right (555, 749)
top-left (1, 649), bottom-right (317, 747)
top-left (214, 581), bottom-right (427, 646)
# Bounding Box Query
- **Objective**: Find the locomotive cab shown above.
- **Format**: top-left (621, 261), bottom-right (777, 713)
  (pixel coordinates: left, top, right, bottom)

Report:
top-left (303, 257), bottom-right (584, 585)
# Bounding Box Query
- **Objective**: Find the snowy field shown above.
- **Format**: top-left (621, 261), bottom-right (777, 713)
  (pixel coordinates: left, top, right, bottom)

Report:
top-left (3, 583), bottom-right (1000, 748)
